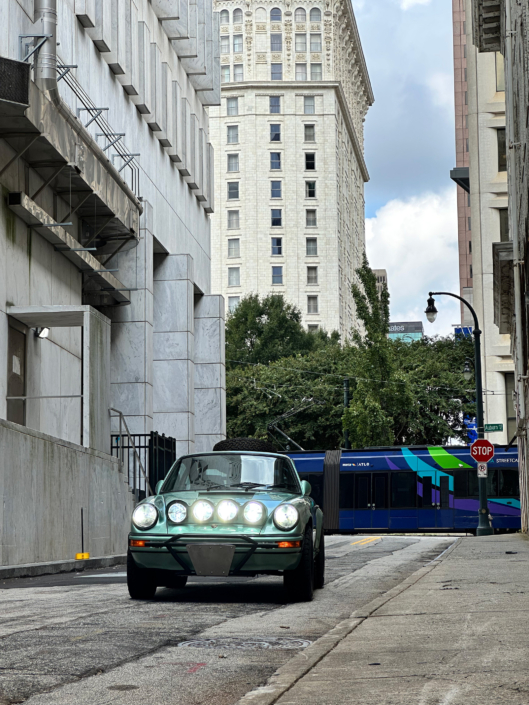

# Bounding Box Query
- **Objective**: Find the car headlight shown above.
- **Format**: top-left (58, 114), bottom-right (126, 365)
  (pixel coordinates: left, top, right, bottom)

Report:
top-left (167, 502), bottom-right (187, 524)
top-left (273, 504), bottom-right (299, 530)
top-left (217, 500), bottom-right (239, 522)
top-left (192, 500), bottom-right (214, 522)
top-left (244, 501), bottom-right (265, 524)
top-left (132, 503), bottom-right (158, 530)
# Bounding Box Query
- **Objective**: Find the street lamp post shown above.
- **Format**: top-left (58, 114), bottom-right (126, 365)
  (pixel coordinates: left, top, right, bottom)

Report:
top-left (425, 291), bottom-right (493, 536)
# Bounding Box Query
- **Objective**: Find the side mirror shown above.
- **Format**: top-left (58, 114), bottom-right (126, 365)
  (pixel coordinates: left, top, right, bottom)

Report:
top-left (155, 480), bottom-right (164, 494)
top-left (300, 480), bottom-right (312, 497)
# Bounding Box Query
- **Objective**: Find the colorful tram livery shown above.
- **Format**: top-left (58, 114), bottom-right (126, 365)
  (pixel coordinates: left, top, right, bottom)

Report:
top-left (287, 446), bottom-right (520, 533)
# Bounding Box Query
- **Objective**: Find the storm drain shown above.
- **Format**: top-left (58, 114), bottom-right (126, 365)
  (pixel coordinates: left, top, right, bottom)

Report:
top-left (177, 637), bottom-right (312, 650)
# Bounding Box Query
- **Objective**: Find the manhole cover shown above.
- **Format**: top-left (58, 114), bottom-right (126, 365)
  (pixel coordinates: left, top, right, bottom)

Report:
top-left (177, 637), bottom-right (312, 650)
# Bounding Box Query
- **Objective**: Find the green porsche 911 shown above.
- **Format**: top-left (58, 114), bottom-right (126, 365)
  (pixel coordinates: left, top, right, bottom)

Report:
top-left (127, 447), bottom-right (324, 601)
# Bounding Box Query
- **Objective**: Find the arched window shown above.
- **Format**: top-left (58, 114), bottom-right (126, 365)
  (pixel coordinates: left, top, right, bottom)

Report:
top-left (295, 7), bottom-right (306, 21)
top-left (233, 8), bottom-right (243, 23)
top-left (255, 6), bottom-right (266, 20)
top-left (220, 9), bottom-right (229, 24)
top-left (310, 7), bottom-right (321, 21)
top-left (270, 7), bottom-right (282, 21)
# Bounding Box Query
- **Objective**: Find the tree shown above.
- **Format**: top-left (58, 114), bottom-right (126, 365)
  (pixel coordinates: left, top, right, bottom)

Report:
top-left (225, 294), bottom-right (339, 370)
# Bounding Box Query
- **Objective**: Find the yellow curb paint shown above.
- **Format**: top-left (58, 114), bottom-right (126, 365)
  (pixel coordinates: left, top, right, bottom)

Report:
top-left (350, 537), bottom-right (381, 546)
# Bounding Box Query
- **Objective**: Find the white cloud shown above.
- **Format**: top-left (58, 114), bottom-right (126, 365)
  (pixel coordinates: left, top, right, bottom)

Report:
top-left (425, 71), bottom-right (454, 111)
top-left (366, 189), bottom-right (460, 336)
top-left (400, 0), bottom-right (432, 9)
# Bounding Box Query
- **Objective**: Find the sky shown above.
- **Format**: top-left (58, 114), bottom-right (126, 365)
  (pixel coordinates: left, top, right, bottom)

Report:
top-left (352, 0), bottom-right (460, 335)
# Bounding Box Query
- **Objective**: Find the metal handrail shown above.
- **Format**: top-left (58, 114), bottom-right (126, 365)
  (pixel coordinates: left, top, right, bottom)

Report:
top-left (109, 408), bottom-right (153, 499)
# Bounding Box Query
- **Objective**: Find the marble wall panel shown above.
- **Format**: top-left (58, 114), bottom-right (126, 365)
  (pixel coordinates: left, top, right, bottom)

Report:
top-left (153, 359), bottom-right (194, 413)
top-left (110, 321), bottom-right (147, 384)
top-left (153, 253), bottom-right (194, 282)
top-left (195, 362), bottom-right (223, 389)
top-left (194, 317), bottom-right (223, 364)
top-left (195, 387), bottom-right (224, 435)
top-left (153, 280), bottom-right (194, 333)
top-left (153, 331), bottom-right (194, 361)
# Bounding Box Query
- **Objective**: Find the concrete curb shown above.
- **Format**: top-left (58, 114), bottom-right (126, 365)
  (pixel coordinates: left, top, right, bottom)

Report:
top-left (0, 554), bottom-right (127, 580)
top-left (235, 538), bottom-right (460, 705)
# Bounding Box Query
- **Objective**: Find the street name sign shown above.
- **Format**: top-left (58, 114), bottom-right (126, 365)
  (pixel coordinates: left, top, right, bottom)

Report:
top-left (484, 424), bottom-right (503, 433)
top-left (470, 439), bottom-right (495, 462)
top-left (477, 463), bottom-right (488, 478)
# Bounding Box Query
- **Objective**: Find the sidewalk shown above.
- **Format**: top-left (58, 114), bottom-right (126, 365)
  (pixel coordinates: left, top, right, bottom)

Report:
top-left (240, 534), bottom-right (529, 705)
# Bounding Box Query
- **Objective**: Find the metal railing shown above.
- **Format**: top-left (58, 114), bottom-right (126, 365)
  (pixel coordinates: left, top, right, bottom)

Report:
top-left (110, 408), bottom-right (153, 501)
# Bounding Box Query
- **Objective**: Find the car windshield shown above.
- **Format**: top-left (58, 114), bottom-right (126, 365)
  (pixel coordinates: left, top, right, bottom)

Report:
top-left (161, 453), bottom-right (301, 494)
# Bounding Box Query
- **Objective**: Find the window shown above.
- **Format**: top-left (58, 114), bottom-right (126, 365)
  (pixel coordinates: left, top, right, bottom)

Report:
top-left (496, 51), bottom-right (505, 91)
top-left (295, 33), bottom-right (307, 51)
top-left (233, 8), bottom-right (243, 23)
top-left (272, 265), bottom-right (283, 284)
top-left (221, 35), bottom-right (230, 53)
top-left (227, 153), bottom-right (239, 171)
top-left (307, 295), bottom-right (318, 313)
top-left (470, 264), bottom-right (473, 278)
top-left (307, 324), bottom-right (319, 332)
top-left (271, 7), bottom-right (282, 21)
top-left (295, 7), bottom-right (306, 21)
top-left (505, 372), bottom-right (517, 441)
top-left (270, 152), bottom-right (281, 169)
top-left (220, 9), bottom-right (229, 24)
top-left (227, 210), bottom-right (240, 228)
top-left (310, 7), bottom-right (321, 21)
top-left (310, 34), bottom-right (321, 51)
top-left (227, 182), bottom-right (239, 199)
top-left (500, 209), bottom-right (509, 242)
top-left (296, 63), bottom-right (307, 80)
top-left (227, 97), bottom-right (238, 116)
top-left (307, 266), bottom-right (318, 284)
top-left (228, 267), bottom-right (240, 286)
top-left (306, 209), bottom-right (317, 226)
top-left (221, 66), bottom-right (230, 83)
top-left (271, 33), bottom-right (282, 51)
top-left (305, 181), bottom-right (316, 197)
top-left (228, 296), bottom-right (240, 312)
top-left (7, 325), bottom-right (26, 426)
top-left (271, 63), bottom-right (283, 80)
top-left (390, 472), bottom-right (416, 508)
top-left (271, 180), bottom-right (282, 198)
top-left (270, 124), bottom-right (281, 141)
top-left (304, 95), bottom-right (315, 114)
top-left (468, 216), bottom-right (471, 230)
top-left (228, 238), bottom-right (240, 257)
top-left (270, 95), bottom-right (281, 113)
top-left (233, 64), bottom-right (243, 81)
top-left (499, 468), bottom-right (519, 497)
top-left (271, 237), bottom-right (282, 255)
top-left (306, 237), bottom-right (317, 255)
top-left (304, 124), bottom-right (315, 142)
top-left (271, 208), bottom-right (282, 226)
top-left (497, 128), bottom-right (507, 171)
top-left (310, 63), bottom-right (322, 80)
top-left (227, 125), bottom-right (239, 143)
top-left (233, 34), bottom-right (243, 52)
top-left (469, 241), bottom-right (472, 253)
top-left (305, 152), bottom-right (315, 170)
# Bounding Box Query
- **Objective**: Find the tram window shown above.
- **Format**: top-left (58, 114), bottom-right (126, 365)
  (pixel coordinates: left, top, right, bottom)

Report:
top-left (421, 476), bottom-right (433, 507)
top-left (391, 472), bottom-right (416, 508)
top-left (453, 471), bottom-right (467, 498)
top-left (468, 470), bottom-right (479, 497)
top-left (499, 468), bottom-right (519, 496)
top-left (373, 474), bottom-right (388, 509)
top-left (299, 473), bottom-right (324, 508)
top-left (354, 474), bottom-right (370, 509)
top-left (486, 468), bottom-right (498, 497)
top-left (439, 476), bottom-right (450, 508)
top-left (339, 474), bottom-right (355, 509)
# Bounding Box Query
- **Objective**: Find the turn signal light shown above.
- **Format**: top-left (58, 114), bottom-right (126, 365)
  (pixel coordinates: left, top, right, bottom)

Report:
top-left (130, 539), bottom-right (146, 547)
top-left (277, 541), bottom-right (301, 548)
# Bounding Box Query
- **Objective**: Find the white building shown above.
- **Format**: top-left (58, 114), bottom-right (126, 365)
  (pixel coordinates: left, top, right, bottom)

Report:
top-left (208, 0), bottom-right (373, 338)
top-left (0, 0), bottom-right (224, 567)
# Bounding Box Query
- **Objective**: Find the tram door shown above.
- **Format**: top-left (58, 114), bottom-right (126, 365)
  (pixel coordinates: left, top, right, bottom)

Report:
top-left (353, 473), bottom-right (389, 530)
top-left (418, 473), bottom-right (453, 529)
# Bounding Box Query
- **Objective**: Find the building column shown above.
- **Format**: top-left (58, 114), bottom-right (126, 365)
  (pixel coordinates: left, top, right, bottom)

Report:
top-left (194, 294), bottom-right (226, 452)
top-left (153, 253), bottom-right (195, 456)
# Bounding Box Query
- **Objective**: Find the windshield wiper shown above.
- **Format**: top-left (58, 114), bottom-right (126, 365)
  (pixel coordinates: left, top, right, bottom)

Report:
top-left (229, 482), bottom-right (268, 492)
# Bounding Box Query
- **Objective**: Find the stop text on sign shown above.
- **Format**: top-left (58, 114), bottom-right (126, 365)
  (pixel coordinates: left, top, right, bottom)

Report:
top-left (470, 439), bottom-right (494, 462)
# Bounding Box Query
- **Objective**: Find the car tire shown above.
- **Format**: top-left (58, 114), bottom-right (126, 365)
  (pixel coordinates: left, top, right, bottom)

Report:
top-left (314, 531), bottom-right (325, 590)
top-left (284, 527), bottom-right (314, 602)
top-left (127, 551), bottom-right (157, 600)
top-left (164, 575), bottom-right (188, 589)
top-left (213, 437), bottom-right (279, 453)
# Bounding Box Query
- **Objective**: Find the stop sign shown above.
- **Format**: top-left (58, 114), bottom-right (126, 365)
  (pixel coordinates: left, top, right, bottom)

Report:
top-left (470, 439), bottom-right (495, 462)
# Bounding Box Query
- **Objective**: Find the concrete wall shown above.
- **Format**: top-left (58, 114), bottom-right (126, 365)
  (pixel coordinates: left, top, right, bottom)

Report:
top-left (0, 418), bottom-right (134, 567)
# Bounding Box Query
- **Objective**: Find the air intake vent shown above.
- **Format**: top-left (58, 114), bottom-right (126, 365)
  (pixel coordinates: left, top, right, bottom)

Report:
top-left (0, 56), bottom-right (30, 105)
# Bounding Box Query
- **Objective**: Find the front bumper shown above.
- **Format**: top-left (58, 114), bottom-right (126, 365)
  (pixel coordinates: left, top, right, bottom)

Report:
top-left (128, 532), bottom-right (304, 575)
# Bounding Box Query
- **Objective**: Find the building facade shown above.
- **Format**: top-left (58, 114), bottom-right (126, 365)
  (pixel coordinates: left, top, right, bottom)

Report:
top-left (208, 0), bottom-right (373, 339)
top-left (0, 0), bottom-right (225, 565)
top-left (373, 268), bottom-right (388, 299)
top-left (388, 322), bottom-right (423, 342)
top-left (449, 0), bottom-right (514, 447)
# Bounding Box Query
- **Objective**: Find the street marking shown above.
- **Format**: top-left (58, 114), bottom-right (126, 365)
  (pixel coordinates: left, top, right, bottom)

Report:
top-left (350, 537), bottom-right (381, 546)
top-left (75, 572), bottom-right (126, 578)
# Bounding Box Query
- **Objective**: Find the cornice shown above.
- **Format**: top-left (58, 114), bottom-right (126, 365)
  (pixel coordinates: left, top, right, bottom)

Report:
top-left (220, 81), bottom-right (369, 181)
top-left (336, 0), bottom-right (374, 106)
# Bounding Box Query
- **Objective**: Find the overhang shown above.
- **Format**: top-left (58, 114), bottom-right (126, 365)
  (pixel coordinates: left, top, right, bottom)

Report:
top-left (450, 166), bottom-right (470, 193)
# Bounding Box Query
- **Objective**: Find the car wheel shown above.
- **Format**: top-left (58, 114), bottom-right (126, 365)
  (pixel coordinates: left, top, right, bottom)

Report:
top-left (314, 531), bottom-right (325, 590)
top-left (127, 551), bottom-right (157, 600)
top-left (284, 527), bottom-right (314, 602)
top-left (213, 437), bottom-right (279, 453)
top-left (165, 575), bottom-right (188, 589)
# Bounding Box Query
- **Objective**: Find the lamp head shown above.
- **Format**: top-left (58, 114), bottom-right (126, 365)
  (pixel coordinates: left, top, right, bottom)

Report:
top-left (425, 296), bottom-right (438, 324)
top-left (463, 359), bottom-right (473, 382)
top-left (35, 327), bottom-right (50, 339)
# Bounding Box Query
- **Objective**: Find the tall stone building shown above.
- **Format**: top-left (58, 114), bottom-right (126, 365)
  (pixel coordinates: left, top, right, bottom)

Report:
top-left (208, 0), bottom-right (373, 339)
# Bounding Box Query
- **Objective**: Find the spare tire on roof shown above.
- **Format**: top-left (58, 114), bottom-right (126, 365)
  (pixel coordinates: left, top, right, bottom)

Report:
top-left (213, 437), bottom-right (279, 453)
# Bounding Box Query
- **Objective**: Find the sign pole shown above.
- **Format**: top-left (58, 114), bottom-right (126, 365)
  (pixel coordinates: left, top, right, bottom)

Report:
top-left (473, 330), bottom-right (493, 536)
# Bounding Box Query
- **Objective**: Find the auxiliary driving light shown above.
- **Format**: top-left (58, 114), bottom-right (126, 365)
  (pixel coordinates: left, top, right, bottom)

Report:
top-left (273, 504), bottom-right (299, 530)
top-left (192, 500), bottom-right (214, 522)
top-left (168, 502), bottom-right (187, 524)
top-left (244, 501), bottom-right (264, 524)
top-left (217, 499), bottom-right (239, 522)
top-left (132, 503), bottom-right (158, 530)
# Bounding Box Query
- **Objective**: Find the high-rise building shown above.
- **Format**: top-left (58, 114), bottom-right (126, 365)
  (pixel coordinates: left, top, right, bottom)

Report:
top-left (209, 0), bottom-right (373, 339)
top-left (373, 269), bottom-right (388, 298)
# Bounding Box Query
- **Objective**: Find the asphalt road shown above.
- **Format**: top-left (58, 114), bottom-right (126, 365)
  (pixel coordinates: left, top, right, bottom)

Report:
top-left (0, 535), bottom-right (454, 705)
